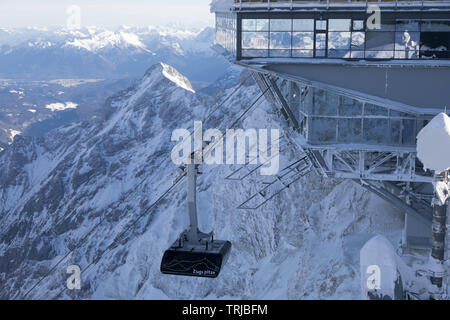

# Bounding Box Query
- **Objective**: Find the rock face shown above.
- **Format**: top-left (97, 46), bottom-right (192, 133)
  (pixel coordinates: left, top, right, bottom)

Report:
top-left (0, 63), bottom-right (404, 300)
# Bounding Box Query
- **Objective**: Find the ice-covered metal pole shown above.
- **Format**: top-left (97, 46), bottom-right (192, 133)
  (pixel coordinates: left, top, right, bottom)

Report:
top-left (186, 162), bottom-right (199, 244)
top-left (416, 112), bottom-right (450, 299)
top-left (429, 171), bottom-right (449, 299)
top-left (430, 202), bottom-right (446, 287)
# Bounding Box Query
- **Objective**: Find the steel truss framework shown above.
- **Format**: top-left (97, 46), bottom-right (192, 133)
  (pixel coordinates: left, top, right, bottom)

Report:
top-left (249, 69), bottom-right (434, 245)
top-left (253, 70), bottom-right (432, 180)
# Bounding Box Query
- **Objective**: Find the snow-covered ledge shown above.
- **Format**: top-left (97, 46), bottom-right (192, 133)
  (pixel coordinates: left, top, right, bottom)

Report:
top-left (417, 112), bottom-right (450, 174)
top-left (417, 112), bottom-right (450, 205)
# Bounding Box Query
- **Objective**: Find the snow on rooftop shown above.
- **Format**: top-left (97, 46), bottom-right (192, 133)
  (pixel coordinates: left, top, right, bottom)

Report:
top-left (417, 112), bottom-right (450, 173)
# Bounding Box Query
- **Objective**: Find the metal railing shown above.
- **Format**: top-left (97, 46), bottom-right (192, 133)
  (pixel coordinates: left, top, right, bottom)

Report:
top-left (233, 0), bottom-right (449, 8)
top-left (235, 0), bottom-right (443, 2)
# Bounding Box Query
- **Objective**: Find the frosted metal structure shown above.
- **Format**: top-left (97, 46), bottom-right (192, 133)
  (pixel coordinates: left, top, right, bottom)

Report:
top-left (213, 0), bottom-right (450, 250)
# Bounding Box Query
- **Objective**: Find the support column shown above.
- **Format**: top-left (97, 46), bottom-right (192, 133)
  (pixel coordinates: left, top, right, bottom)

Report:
top-left (186, 163), bottom-right (199, 244)
top-left (430, 201), bottom-right (447, 288)
top-left (429, 171), bottom-right (449, 299)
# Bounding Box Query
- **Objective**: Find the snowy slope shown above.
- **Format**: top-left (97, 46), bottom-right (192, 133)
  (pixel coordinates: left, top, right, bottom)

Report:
top-left (0, 63), bottom-right (404, 300)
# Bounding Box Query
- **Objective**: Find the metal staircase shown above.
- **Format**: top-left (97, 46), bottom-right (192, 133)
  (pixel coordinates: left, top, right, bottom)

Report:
top-left (227, 155), bottom-right (312, 210)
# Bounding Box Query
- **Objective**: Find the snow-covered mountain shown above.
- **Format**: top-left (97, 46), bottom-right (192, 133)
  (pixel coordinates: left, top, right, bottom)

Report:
top-left (0, 63), bottom-right (403, 299)
top-left (0, 77), bottom-right (136, 148)
top-left (0, 26), bottom-right (229, 84)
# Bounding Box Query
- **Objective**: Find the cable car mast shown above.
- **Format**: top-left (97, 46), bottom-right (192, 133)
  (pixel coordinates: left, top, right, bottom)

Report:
top-left (160, 155), bottom-right (232, 278)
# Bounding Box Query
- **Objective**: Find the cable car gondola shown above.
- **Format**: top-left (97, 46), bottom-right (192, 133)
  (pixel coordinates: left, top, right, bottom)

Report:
top-left (160, 162), bottom-right (231, 278)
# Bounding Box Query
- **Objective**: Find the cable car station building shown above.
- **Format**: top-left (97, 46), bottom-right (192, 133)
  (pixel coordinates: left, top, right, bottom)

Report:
top-left (213, 1), bottom-right (450, 251)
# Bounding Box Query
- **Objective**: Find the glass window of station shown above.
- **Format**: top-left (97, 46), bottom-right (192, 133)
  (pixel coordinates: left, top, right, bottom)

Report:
top-left (238, 17), bottom-right (450, 60)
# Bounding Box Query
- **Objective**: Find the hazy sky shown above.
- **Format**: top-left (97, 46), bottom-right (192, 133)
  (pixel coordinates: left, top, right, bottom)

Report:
top-left (0, 0), bottom-right (214, 29)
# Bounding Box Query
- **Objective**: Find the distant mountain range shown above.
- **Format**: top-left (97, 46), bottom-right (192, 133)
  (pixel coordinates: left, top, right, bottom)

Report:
top-left (0, 25), bottom-right (240, 148)
top-left (0, 26), bottom-right (230, 84)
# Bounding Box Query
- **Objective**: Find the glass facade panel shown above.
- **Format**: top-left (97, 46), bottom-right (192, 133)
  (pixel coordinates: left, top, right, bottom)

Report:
top-left (339, 96), bottom-right (362, 116)
top-left (218, 15), bottom-right (450, 60)
top-left (256, 19), bottom-right (270, 32)
top-left (366, 32), bottom-right (395, 51)
top-left (269, 49), bottom-right (291, 57)
top-left (363, 119), bottom-right (390, 143)
top-left (328, 31), bottom-right (351, 58)
top-left (365, 51), bottom-right (394, 59)
top-left (402, 119), bottom-right (416, 145)
top-left (329, 19), bottom-right (351, 32)
top-left (396, 20), bottom-right (420, 32)
top-left (292, 32), bottom-right (314, 49)
top-left (242, 19), bottom-right (269, 31)
top-left (270, 32), bottom-right (292, 49)
top-left (395, 50), bottom-right (419, 59)
top-left (365, 103), bottom-right (388, 116)
top-left (353, 20), bottom-right (364, 31)
top-left (270, 19), bottom-right (292, 32)
top-left (242, 49), bottom-right (268, 57)
top-left (391, 110), bottom-right (412, 118)
top-left (313, 88), bottom-right (338, 116)
top-left (316, 20), bottom-right (327, 31)
top-left (328, 32), bottom-right (351, 49)
top-left (420, 32), bottom-right (449, 52)
top-left (216, 13), bottom-right (236, 56)
top-left (242, 32), bottom-right (269, 49)
top-left (242, 19), bottom-right (256, 31)
top-left (268, 76), bottom-right (421, 147)
top-left (420, 50), bottom-right (449, 59)
top-left (395, 31), bottom-right (420, 52)
top-left (315, 50), bottom-right (326, 57)
top-left (351, 32), bottom-right (365, 50)
top-left (311, 118), bottom-right (337, 143)
top-left (390, 119), bottom-right (401, 145)
top-left (315, 33), bottom-right (326, 50)
top-left (420, 21), bottom-right (450, 32)
top-left (293, 19), bottom-right (314, 31)
top-left (328, 50), bottom-right (350, 58)
top-left (351, 51), bottom-right (365, 59)
top-left (420, 31), bottom-right (450, 59)
top-left (338, 119), bottom-right (362, 143)
top-left (293, 50), bottom-right (313, 57)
